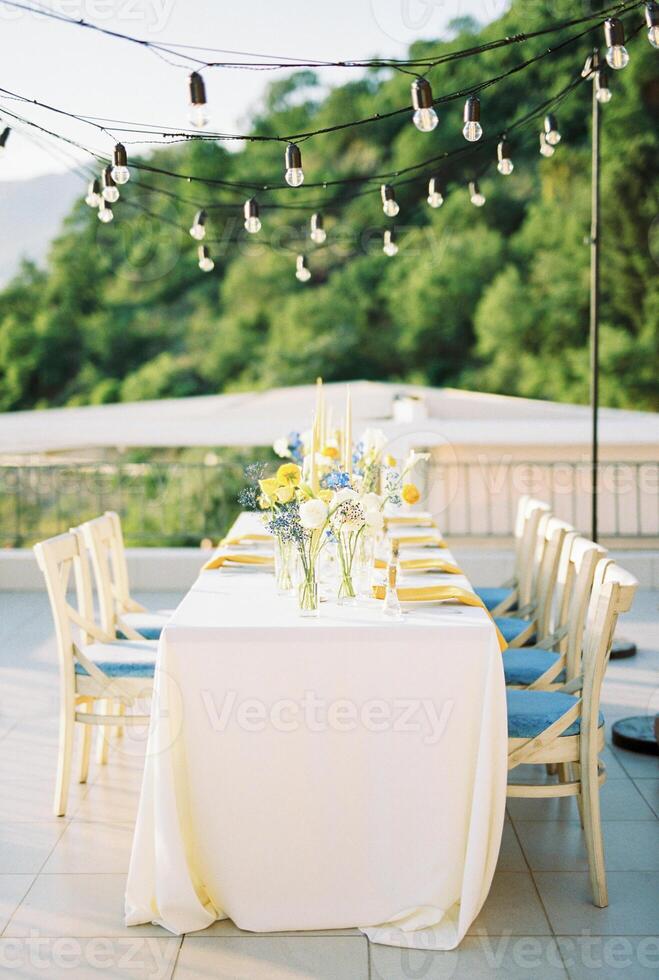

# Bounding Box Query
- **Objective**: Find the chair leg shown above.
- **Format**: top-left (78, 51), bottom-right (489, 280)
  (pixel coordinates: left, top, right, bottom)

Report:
top-left (114, 700), bottom-right (125, 739)
top-left (54, 700), bottom-right (75, 817)
top-left (96, 700), bottom-right (110, 765)
top-left (581, 757), bottom-right (608, 907)
top-left (78, 703), bottom-right (92, 784)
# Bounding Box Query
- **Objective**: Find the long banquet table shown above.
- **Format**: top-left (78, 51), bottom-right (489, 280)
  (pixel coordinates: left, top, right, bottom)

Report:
top-left (125, 512), bottom-right (507, 949)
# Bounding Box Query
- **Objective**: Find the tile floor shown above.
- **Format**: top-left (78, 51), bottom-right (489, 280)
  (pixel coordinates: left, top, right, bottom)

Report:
top-left (0, 588), bottom-right (657, 978)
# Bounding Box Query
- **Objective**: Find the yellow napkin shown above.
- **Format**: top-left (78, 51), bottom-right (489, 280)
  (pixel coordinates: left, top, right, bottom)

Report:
top-left (374, 557), bottom-right (462, 574)
top-left (219, 533), bottom-right (272, 547)
top-left (203, 553), bottom-right (274, 570)
top-left (385, 515), bottom-right (437, 528)
top-left (391, 535), bottom-right (447, 548)
top-left (372, 584), bottom-right (507, 651)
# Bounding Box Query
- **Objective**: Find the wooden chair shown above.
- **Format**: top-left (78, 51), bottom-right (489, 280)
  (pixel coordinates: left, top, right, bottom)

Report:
top-left (503, 535), bottom-right (607, 690)
top-left (506, 560), bottom-right (637, 907)
top-left (477, 496), bottom-right (550, 614)
top-left (495, 515), bottom-right (573, 648)
top-left (85, 511), bottom-right (172, 639)
top-left (34, 529), bottom-right (156, 816)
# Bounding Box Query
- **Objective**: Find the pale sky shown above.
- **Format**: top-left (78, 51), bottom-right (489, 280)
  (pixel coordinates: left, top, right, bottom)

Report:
top-left (0, 0), bottom-right (509, 182)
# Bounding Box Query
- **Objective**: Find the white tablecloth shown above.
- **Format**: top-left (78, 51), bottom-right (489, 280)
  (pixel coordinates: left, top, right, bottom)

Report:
top-left (125, 513), bottom-right (507, 949)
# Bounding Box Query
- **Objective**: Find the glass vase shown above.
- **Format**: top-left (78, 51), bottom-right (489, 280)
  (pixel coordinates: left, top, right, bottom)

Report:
top-left (355, 530), bottom-right (375, 598)
top-left (296, 555), bottom-right (319, 617)
top-left (336, 526), bottom-right (361, 606)
top-left (274, 537), bottom-right (294, 596)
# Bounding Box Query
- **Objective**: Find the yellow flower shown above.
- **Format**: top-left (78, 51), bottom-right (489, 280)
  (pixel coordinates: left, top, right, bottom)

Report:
top-left (385, 455), bottom-right (397, 468)
top-left (257, 494), bottom-right (270, 510)
top-left (402, 483), bottom-right (420, 505)
top-left (276, 463), bottom-right (302, 486)
top-left (318, 489), bottom-right (334, 504)
top-left (275, 484), bottom-right (295, 504)
top-left (322, 445), bottom-right (339, 460)
top-left (259, 477), bottom-right (279, 500)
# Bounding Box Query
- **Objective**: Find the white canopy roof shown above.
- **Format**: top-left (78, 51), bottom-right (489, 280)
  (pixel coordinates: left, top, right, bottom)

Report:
top-left (2, 382), bottom-right (658, 455)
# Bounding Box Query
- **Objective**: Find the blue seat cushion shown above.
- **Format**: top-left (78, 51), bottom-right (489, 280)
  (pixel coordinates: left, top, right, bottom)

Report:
top-left (495, 616), bottom-right (535, 644)
top-left (75, 640), bottom-right (156, 679)
top-left (117, 626), bottom-right (162, 641)
top-left (507, 689), bottom-right (603, 739)
top-left (503, 647), bottom-right (566, 686)
top-left (475, 587), bottom-right (516, 612)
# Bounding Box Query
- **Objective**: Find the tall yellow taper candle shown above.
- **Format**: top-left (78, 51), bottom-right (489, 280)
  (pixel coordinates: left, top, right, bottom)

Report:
top-left (311, 412), bottom-right (319, 492)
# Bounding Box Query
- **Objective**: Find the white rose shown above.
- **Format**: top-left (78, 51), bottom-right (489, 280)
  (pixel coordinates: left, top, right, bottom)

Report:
top-left (299, 498), bottom-right (329, 530)
top-left (273, 437), bottom-right (291, 459)
top-left (361, 492), bottom-right (382, 512)
top-left (364, 509), bottom-right (384, 531)
top-left (333, 488), bottom-right (359, 507)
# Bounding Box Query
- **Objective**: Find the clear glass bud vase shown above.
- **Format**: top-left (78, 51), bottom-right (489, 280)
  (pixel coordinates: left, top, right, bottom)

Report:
top-left (296, 554), bottom-right (319, 617)
top-left (336, 526), bottom-right (361, 606)
top-left (274, 537), bottom-right (294, 596)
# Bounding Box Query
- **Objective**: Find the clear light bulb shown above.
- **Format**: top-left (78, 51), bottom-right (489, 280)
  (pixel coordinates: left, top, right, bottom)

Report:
top-left (539, 133), bottom-right (555, 158)
top-left (244, 215), bottom-right (261, 233)
top-left (103, 185), bottom-right (119, 203)
top-left (383, 231), bottom-right (398, 256)
top-left (111, 144), bottom-right (130, 185)
top-left (411, 78), bottom-right (438, 132)
top-left (198, 246), bottom-right (214, 272)
top-left (383, 199), bottom-right (399, 217)
top-left (85, 180), bottom-right (101, 208)
top-left (604, 18), bottom-right (630, 69)
top-left (295, 255), bottom-right (311, 282)
top-left (284, 144), bottom-right (304, 187)
top-left (648, 2), bottom-right (659, 45)
top-left (606, 44), bottom-right (629, 69)
top-left (427, 178), bottom-right (444, 208)
top-left (596, 72), bottom-right (612, 103)
top-left (310, 214), bottom-right (326, 243)
top-left (243, 198), bottom-right (261, 234)
top-left (648, 25), bottom-right (659, 47)
top-left (469, 182), bottom-right (486, 207)
top-left (497, 158), bottom-right (514, 175)
top-left (463, 120), bottom-right (482, 142)
top-left (98, 203), bottom-right (113, 223)
top-left (189, 209), bottom-right (207, 241)
top-left (544, 113), bottom-right (561, 146)
top-left (189, 72), bottom-right (209, 129)
top-left (413, 107), bottom-right (439, 132)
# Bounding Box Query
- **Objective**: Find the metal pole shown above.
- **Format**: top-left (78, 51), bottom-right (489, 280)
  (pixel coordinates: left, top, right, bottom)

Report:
top-left (589, 67), bottom-right (601, 544)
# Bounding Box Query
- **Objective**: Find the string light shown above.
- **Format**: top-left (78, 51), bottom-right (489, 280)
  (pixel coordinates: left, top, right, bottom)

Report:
top-left (84, 178), bottom-right (101, 207)
top-left (97, 200), bottom-right (113, 223)
top-left (284, 144), bottom-right (304, 187)
top-left (244, 198), bottom-right (261, 233)
top-left (645, 2), bottom-right (659, 46)
top-left (469, 180), bottom-right (486, 207)
top-left (497, 138), bottom-right (514, 175)
top-left (604, 17), bottom-right (630, 69)
top-left (310, 213), bottom-right (326, 243)
top-left (111, 143), bottom-right (130, 184)
top-left (0, 126), bottom-right (10, 150)
top-left (427, 177), bottom-right (444, 208)
top-left (189, 209), bottom-right (207, 240)
top-left (544, 113), bottom-right (561, 145)
top-left (189, 71), bottom-right (208, 128)
top-left (463, 96), bottom-right (482, 142)
top-left (383, 229), bottom-right (398, 256)
top-left (101, 165), bottom-right (120, 202)
top-left (411, 78), bottom-right (438, 132)
top-left (596, 67), bottom-right (612, 102)
top-left (198, 244), bottom-right (214, 271)
top-left (539, 132), bottom-right (555, 157)
top-left (295, 254), bottom-right (311, 282)
top-left (381, 184), bottom-right (399, 218)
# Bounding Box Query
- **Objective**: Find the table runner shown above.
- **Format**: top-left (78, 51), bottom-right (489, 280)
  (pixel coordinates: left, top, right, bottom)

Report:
top-left (125, 512), bottom-right (507, 949)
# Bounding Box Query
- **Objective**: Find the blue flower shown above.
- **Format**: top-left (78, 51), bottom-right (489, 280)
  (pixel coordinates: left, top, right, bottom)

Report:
top-left (324, 470), bottom-right (351, 490)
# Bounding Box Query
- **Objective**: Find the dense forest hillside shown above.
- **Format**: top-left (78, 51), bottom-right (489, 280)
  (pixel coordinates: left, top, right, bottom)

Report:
top-left (0, 0), bottom-right (657, 414)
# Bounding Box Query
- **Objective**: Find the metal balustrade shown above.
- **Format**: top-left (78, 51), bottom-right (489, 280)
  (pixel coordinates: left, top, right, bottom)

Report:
top-left (0, 459), bottom-right (657, 547)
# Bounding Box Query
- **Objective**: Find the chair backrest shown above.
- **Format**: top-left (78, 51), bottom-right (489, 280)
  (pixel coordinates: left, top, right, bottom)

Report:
top-left (104, 511), bottom-right (134, 610)
top-left (580, 560), bottom-right (637, 745)
top-left (563, 536), bottom-right (608, 678)
top-left (532, 516), bottom-right (573, 639)
top-left (518, 498), bottom-right (551, 606)
top-left (79, 514), bottom-right (121, 637)
top-left (33, 529), bottom-right (99, 683)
